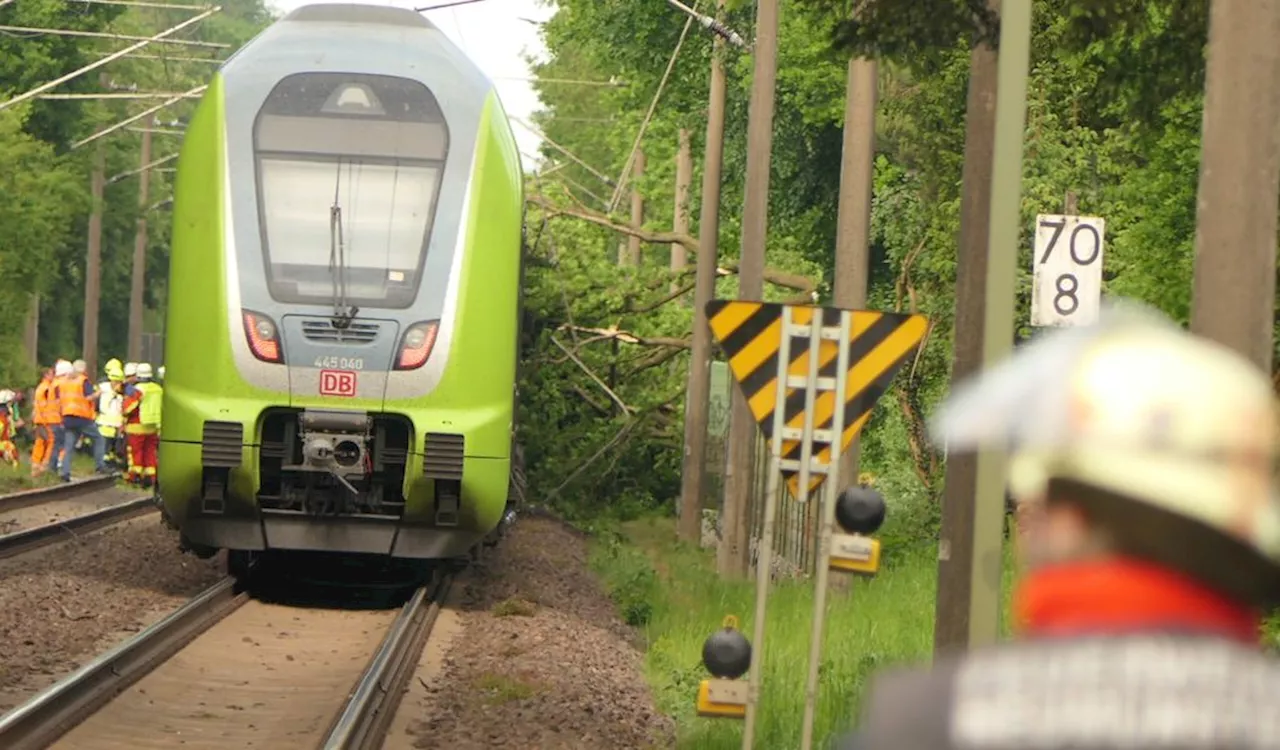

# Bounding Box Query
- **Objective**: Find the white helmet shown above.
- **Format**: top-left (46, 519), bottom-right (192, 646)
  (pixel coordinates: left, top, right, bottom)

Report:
top-left (932, 301), bottom-right (1280, 603)
top-left (136, 362), bottom-right (153, 380)
top-left (124, 362), bottom-right (138, 377)
top-left (73, 359), bottom-right (87, 374)
top-left (54, 359), bottom-right (72, 377)
top-left (0, 390), bottom-right (12, 404)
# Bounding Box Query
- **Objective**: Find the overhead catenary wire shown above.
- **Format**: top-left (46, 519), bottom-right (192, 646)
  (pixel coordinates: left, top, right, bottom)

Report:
top-left (662, 0), bottom-right (748, 48)
top-left (67, 0), bottom-right (215, 10)
top-left (606, 4), bottom-right (698, 214)
top-left (511, 117), bottom-right (616, 191)
top-left (0, 25), bottom-right (229, 48)
top-left (108, 153), bottom-right (179, 184)
top-left (0, 7), bottom-right (221, 113)
top-left (73, 84), bottom-right (206, 148)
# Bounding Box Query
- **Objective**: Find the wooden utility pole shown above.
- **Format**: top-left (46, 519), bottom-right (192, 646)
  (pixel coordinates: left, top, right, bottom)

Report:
top-left (933, 0), bottom-right (1002, 654)
top-left (82, 138), bottom-right (106, 374)
top-left (1190, 0), bottom-right (1280, 373)
top-left (832, 56), bottom-right (878, 488)
top-left (23, 294), bottom-right (39, 372)
top-left (720, 0), bottom-right (780, 579)
top-left (670, 129), bottom-right (693, 290)
top-left (622, 150), bottom-right (646, 266)
top-left (677, 0), bottom-right (729, 545)
top-left (128, 124), bottom-right (153, 363)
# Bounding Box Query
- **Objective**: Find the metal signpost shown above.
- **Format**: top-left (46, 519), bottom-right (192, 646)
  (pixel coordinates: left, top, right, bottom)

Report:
top-left (695, 299), bottom-right (928, 749)
top-left (1031, 213), bottom-right (1105, 328)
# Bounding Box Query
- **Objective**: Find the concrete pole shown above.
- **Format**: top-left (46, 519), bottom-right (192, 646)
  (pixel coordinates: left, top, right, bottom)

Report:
top-left (933, 0), bottom-right (1001, 655)
top-left (23, 294), bottom-right (39, 372)
top-left (671, 128), bottom-right (693, 290)
top-left (832, 56), bottom-right (878, 491)
top-left (623, 150), bottom-right (646, 266)
top-left (128, 123), bottom-right (153, 362)
top-left (936, 0), bottom-right (1034, 653)
top-left (82, 138), bottom-right (106, 374)
top-left (677, 0), bottom-right (729, 545)
top-left (1190, 0), bottom-right (1280, 373)
top-left (720, 0), bottom-right (780, 579)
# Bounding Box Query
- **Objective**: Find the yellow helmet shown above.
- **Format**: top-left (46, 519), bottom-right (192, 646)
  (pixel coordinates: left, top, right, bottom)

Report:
top-left (105, 358), bottom-right (124, 381)
top-left (931, 301), bottom-right (1280, 604)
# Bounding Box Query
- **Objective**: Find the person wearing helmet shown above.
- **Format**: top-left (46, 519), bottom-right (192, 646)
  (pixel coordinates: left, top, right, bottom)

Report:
top-left (0, 390), bottom-right (18, 468)
top-left (48, 359), bottom-right (74, 476)
top-left (95, 359), bottom-right (126, 473)
top-left (122, 363), bottom-right (161, 487)
top-left (840, 303), bottom-right (1280, 749)
top-left (57, 358), bottom-right (105, 481)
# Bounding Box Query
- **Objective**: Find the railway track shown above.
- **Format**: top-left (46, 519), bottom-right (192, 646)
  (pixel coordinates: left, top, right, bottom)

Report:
top-left (0, 474), bottom-right (155, 560)
top-left (0, 569), bottom-right (454, 750)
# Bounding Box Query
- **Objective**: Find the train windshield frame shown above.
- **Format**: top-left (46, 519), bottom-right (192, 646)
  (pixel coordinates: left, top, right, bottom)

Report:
top-left (251, 72), bottom-right (450, 310)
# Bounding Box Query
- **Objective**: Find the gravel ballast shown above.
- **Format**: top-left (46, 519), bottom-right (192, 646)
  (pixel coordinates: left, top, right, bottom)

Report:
top-left (0, 513), bottom-right (224, 712)
top-left (390, 515), bottom-right (675, 749)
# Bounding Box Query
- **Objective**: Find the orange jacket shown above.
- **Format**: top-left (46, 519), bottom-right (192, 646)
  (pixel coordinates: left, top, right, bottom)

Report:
top-left (58, 373), bottom-right (95, 420)
top-left (33, 378), bottom-right (60, 425)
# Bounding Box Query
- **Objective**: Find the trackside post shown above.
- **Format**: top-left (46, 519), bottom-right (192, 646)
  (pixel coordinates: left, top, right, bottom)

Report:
top-left (699, 299), bottom-right (927, 749)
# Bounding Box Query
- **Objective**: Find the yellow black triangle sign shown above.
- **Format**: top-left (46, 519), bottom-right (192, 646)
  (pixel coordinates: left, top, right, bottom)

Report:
top-left (705, 299), bottom-right (928, 498)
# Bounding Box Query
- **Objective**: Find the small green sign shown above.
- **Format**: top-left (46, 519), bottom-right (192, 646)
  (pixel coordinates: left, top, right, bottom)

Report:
top-left (708, 361), bottom-right (731, 437)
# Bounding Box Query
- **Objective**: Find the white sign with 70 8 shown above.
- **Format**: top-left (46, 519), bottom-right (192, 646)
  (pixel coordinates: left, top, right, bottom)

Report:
top-left (1031, 213), bottom-right (1105, 327)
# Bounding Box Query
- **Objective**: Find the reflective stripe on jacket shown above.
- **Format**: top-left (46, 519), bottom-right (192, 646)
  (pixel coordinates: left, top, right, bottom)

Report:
top-left (847, 634), bottom-right (1280, 750)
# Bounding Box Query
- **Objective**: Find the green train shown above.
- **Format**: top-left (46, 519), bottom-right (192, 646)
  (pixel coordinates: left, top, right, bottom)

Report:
top-left (158, 3), bottom-right (525, 574)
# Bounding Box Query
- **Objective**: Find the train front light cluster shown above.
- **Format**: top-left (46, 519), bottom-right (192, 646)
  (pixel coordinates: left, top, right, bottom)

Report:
top-left (395, 320), bottom-right (439, 370)
top-left (242, 309), bottom-right (284, 364)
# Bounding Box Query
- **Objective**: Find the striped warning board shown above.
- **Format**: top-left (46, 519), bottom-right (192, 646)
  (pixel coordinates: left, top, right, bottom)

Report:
top-left (706, 300), bottom-right (929, 497)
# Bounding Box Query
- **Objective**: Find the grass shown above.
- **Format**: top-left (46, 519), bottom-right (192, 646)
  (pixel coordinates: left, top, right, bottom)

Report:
top-left (590, 517), bottom-right (1017, 750)
top-left (0, 448), bottom-right (97, 493)
top-left (474, 672), bottom-right (544, 704)
top-left (491, 596), bottom-right (539, 617)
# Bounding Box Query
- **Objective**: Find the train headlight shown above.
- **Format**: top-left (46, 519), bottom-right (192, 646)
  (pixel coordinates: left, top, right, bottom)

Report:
top-left (242, 309), bottom-right (284, 364)
top-left (395, 320), bottom-right (439, 370)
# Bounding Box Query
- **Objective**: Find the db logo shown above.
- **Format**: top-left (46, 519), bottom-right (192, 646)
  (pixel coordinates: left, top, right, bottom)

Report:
top-left (319, 369), bottom-right (357, 397)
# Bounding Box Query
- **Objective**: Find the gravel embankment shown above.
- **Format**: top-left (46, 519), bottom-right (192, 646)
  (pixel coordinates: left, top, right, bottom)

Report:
top-left (389, 515), bottom-right (674, 749)
top-left (0, 513), bottom-right (224, 712)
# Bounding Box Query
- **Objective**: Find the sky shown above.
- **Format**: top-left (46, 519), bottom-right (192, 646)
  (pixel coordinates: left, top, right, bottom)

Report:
top-left (266, 0), bottom-right (553, 164)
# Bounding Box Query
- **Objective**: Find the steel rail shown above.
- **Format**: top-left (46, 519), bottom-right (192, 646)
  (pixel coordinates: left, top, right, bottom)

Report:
top-left (0, 577), bottom-right (246, 750)
top-left (320, 571), bottom-right (454, 750)
top-left (0, 473), bottom-right (120, 514)
top-left (0, 495), bottom-right (157, 560)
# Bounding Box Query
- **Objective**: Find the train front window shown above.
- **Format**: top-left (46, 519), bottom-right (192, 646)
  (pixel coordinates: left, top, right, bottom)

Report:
top-left (252, 72), bottom-right (449, 309)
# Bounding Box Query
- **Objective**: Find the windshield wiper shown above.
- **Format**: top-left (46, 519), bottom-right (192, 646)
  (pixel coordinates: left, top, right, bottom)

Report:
top-left (328, 163), bottom-right (359, 330)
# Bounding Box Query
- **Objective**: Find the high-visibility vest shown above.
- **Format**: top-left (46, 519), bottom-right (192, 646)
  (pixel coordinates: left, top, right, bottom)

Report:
top-left (58, 374), bottom-right (95, 420)
top-left (34, 379), bottom-right (60, 425)
top-left (96, 382), bottom-right (124, 436)
top-left (136, 381), bottom-right (163, 428)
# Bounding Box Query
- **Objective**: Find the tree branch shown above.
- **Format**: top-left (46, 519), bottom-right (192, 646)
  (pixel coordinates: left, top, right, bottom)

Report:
top-left (528, 195), bottom-right (818, 293)
top-left (558, 324), bottom-right (690, 350)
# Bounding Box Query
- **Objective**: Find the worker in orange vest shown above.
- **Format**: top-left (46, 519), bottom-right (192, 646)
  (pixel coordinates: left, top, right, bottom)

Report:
top-left (57, 359), bottom-right (103, 482)
top-left (30, 367), bottom-right (60, 477)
